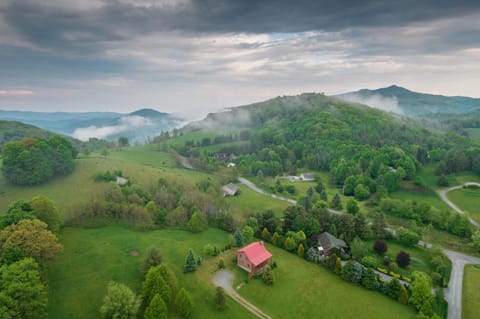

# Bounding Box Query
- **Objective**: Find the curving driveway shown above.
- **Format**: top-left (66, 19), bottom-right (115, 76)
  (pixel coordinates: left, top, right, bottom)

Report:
top-left (438, 182), bottom-right (480, 228)
top-left (213, 270), bottom-right (272, 319)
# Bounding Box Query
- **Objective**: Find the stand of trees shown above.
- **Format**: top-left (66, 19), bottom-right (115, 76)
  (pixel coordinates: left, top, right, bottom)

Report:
top-left (2, 136), bottom-right (78, 185)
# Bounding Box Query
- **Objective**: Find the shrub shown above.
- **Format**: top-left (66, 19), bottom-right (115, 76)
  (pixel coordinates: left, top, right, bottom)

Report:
top-left (361, 256), bottom-right (378, 268)
top-left (217, 258), bottom-right (225, 270)
top-left (373, 240), bottom-right (388, 254)
top-left (396, 251), bottom-right (411, 268)
top-left (383, 256), bottom-right (390, 266)
top-left (262, 266), bottom-right (275, 285)
top-left (377, 267), bottom-right (388, 274)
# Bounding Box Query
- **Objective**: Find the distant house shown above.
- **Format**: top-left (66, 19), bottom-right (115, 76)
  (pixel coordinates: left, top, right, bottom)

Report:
top-left (214, 153), bottom-right (237, 161)
top-left (222, 183), bottom-right (240, 196)
top-left (116, 176), bottom-right (128, 186)
top-left (300, 173), bottom-right (315, 181)
top-left (227, 162), bottom-right (236, 168)
top-left (317, 232), bottom-right (348, 256)
top-left (237, 241), bottom-right (272, 277)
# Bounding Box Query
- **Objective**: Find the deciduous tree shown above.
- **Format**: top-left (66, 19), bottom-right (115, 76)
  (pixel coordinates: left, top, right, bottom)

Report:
top-left (100, 282), bottom-right (140, 319)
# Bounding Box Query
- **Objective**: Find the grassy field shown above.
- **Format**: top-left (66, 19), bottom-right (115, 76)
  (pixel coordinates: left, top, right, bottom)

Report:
top-left (108, 146), bottom-right (178, 168)
top-left (233, 243), bottom-right (415, 319)
top-left (226, 185), bottom-right (292, 218)
top-left (47, 227), bottom-right (256, 319)
top-left (447, 187), bottom-right (480, 223)
top-left (390, 186), bottom-right (451, 212)
top-left (462, 264), bottom-right (480, 319)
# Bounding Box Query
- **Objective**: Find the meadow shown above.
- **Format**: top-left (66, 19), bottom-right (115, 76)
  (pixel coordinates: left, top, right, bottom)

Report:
top-left (232, 243), bottom-right (415, 319)
top-left (47, 227), bottom-right (256, 319)
top-left (447, 187), bottom-right (480, 223)
top-left (462, 264), bottom-right (480, 319)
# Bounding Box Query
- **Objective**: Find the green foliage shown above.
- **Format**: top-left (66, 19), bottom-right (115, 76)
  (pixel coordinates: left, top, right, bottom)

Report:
top-left (242, 225), bottom-right (254, 244)
top-left (436, 175), bottom-right (449, 187)
top-left (2, 136), bottom-right (77, 185)
top-left (31, 195), bottom-right (61, 232)
top-left (360, 256), bottom-right (378, 268)
top-left (409, 271), bottom-right (434, 315)
top-left (144, 294), bottom-right (167, 319)
top-left (284, 237), bottom-right (297, 252)
top-left (215, 287), bottom-right (226, 310)
top-left (361, 267), bottom-right (377, 290)
top-left (341, 261), bottom-right (354, 282)
top-left (471, 230), bottom-right (480, 252)
top-left (346, 199), bottom-right (359, 215)
top-left (184, 249), bottom-right (197, 273)
top-left (397, 227), bottom-right (420, 247)
top-left (399, 285), bottom-right (409, 304)
top-left (175, 287), bottom-right (194, 318)
top-left (141, 247), bottom-right (163, 276)
top-left (0, 258), bottom-right (47, 319)
top-left (234, 229), bottom-right (244, 247)
top-left (297, 243), bottom-right (305, 258)
top-left (354, 184), bottom-right (370, 201)
top-left (0, 219), bottom-right (63, 264)
top-left (386, 278), bottom-right (401, 300)
top-left (218, 258), bottom-right (225, 269)
top-left (142, 267), bottom-right (173, 314)
top-left (330, 193), bottom-right (342, 210)
top-left (1, 199), bottom-right (35, 228)
top-left (187, 211), bottom-right (206, 233)
top-left (335, 257), bottom-right (342, 275)
top-left (350, 238), bottom-right (366, 259)
top-left (262, 265), bottom-right (275, 285)
top-left (118, 136), bottom-right (129, 147)
top-left (100, 282), bottom-right (140, 319)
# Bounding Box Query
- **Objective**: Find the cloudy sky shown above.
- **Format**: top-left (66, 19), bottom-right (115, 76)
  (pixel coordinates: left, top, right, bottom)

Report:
top-left (1, 0), bottom-right (479, 118)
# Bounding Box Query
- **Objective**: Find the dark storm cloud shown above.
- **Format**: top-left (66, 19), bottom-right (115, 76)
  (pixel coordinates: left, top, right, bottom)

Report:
top-left (2, 0), bottom-right (480, 54)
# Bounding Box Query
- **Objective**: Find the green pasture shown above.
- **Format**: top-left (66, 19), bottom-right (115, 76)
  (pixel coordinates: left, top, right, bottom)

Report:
top-left (47, 227), bottom-right (255, 319)
top-left (447, 187), bottom-right (480, 223)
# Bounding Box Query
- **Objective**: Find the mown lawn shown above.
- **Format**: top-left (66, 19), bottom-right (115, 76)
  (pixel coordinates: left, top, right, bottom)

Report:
top-left (233, 243), bottom-right (415, 319)
top-left (447, 187), bottom-right (480, 223)
top-left (47, 227), bottom-right (256, 319)
top-left (391, 183), bottom-right (451, 212)
top-left (463, 264), bottom-right (480, 319)
top-left (109, 146), bottom-right (178, 168)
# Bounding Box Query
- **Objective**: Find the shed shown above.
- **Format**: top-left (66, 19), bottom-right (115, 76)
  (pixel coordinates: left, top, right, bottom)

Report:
top-left (222, 183), bottom-right (240, 196)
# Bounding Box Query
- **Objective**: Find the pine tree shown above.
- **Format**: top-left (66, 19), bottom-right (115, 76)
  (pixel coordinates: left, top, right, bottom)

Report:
top-left (386, 278), bottom-right (401, 299)
top-left (184, 249), bottom-right (197, 273)
top-left (234, 229), bottom-right (244, 247)
top-left (141, 246), bottom-right (162, 276)
top-left (142, 268), bottom-right (172, 312)
top-left (399, 285), bottom-right (408, 304)
top-left (341, 261), bottom-right (354, 281)
top-left (272, 232), bottom-right (280, 246)
top-left (330, 193), bottom-right (342, 210)
top-left (262, 265), bottom-right (275, 285)
top-left (144, 294), bottom-right (167, 319)
top-left (261, 227), bottom-right (270, 241)
top-left (361, 267), bottom-right (377, 290)
top-left (297, 243), bottom-right (305, 258)
top-left (320, 189), bottom-right (328, 201)
top-left (175, 287), bottom-right (193, 318)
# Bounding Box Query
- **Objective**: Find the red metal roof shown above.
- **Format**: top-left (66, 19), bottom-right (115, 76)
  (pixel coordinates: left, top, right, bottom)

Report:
top-left (237, 241), bottom-right (272, 266)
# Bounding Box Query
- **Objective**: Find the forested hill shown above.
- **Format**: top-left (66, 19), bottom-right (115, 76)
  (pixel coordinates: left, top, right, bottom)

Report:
top-left (184, 93), bottom-right (479, 186)
top-left (336, 85), bottom-right (480, 118)
top-left (0, 121), bottom-right (60, 149)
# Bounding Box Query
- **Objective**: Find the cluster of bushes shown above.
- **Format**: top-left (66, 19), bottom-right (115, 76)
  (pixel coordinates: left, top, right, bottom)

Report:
top-left (2, 136), bottom-right (78, 185)
top-left (95, 170), bottom-right (124, 182)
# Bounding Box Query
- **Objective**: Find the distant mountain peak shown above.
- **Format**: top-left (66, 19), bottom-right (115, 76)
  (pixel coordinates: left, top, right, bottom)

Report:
top-left (129, 108), bottom-right (167, 118)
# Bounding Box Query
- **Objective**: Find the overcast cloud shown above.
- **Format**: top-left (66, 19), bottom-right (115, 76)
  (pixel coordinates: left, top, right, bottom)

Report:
top-left (0, 0), bottom-right (479, 118)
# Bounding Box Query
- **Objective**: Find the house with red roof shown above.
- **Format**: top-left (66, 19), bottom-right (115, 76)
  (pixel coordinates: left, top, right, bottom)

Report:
top-left (236, 241), bottom-right (272, 277)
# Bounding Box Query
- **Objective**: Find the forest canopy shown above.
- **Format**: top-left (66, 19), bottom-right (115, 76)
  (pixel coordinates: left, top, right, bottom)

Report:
top-left (2, 136), bottom-right (78, 185)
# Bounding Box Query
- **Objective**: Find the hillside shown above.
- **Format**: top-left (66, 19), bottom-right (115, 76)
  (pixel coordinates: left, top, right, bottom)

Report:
top-left (0, 120), bottom-right (61, 149)
top-left (336, 85), bottom-right (480, 117)
top-left (0, 108), bottom-right (183, 143)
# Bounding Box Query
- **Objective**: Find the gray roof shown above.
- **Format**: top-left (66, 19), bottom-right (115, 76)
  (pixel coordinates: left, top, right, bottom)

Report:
top-left (222, 183), bottom-right (240, 195)
top-left (318, 232), bottom-right (347, 252)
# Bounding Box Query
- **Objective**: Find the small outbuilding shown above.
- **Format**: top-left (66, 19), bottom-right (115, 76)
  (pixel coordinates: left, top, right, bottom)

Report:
top-left (300, 173), bottom-right (315, 181)
top-left (317, 232), bottom-right (348, 256)
top-left (116, 176), bottom-right (128, 186)
top-left (222, 183), bottom-right (240, 196)
top-left (237, 241), bottom-right (272, 277)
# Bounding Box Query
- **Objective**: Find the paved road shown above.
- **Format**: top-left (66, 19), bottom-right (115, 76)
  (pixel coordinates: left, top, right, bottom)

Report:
top-left (438, 182), bottom-right (480, 228)
top-left (213, 270), bottom-right (273, 319)
top-left (238, 177), bottom-right (343, 215)
top-left (442, 249), bottom-right (480, 319)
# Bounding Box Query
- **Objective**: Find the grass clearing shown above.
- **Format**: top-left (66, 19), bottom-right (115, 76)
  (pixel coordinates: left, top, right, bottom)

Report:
top-left (47, 227), bottom-right (255, 319)
top-left (390, 186), bottom-right (451, 212)
top-left (447, 187), bottom-right (480, 223)
top-left (462, 264), bottom-right (480, 319)
top-left (233, 243), bottom-right (415, 319)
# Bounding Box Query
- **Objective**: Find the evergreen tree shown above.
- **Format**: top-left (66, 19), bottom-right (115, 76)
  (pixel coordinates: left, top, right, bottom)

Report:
top-left (386, 278), bottom-right (401, 299)
top-left (144, 294), bottom-right (167, 319)
top-left (157, 264), bottom-right (179, 294)
top-left (330, 193), bottom-right (342, 210)
top-left (184, 249), bottom-right (197, 273)
top-left (341, 261), bottom-right (354, 281)
top-left (272, 232), bottom-right (280, 246)
top-left (361, 268), bottom-right (377, 290)
top-left (410, 271), bottom-right (434, 315)
top-left (142, 268), bottom-right (172, 313)
top-left (399, 285), bottom-right (409, 304)
top-left (319, 190), bottom-right (328, 201)
top-left (352, 262), bottom-right (363, 284)
top-left (261, 227), bottom-right (270, 241)
top-left (262, 265), bottom-right (275, 285)
top-left (234, 229), bottom-right (244, 247)
top-left (372, 213), bottom-right (388, 239)
top-left (354, 213), bottom-right (371, 240)
top-left (297, 243), bottom-right (305, 258)
top-left (329, 223), bottom-right (337, 237)
top-left (346, 199), bottom-right (359, 215)
top-left (141, 247), bottom-right (163, 276)
top-left (175, 288), bottom-right (193, 318)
